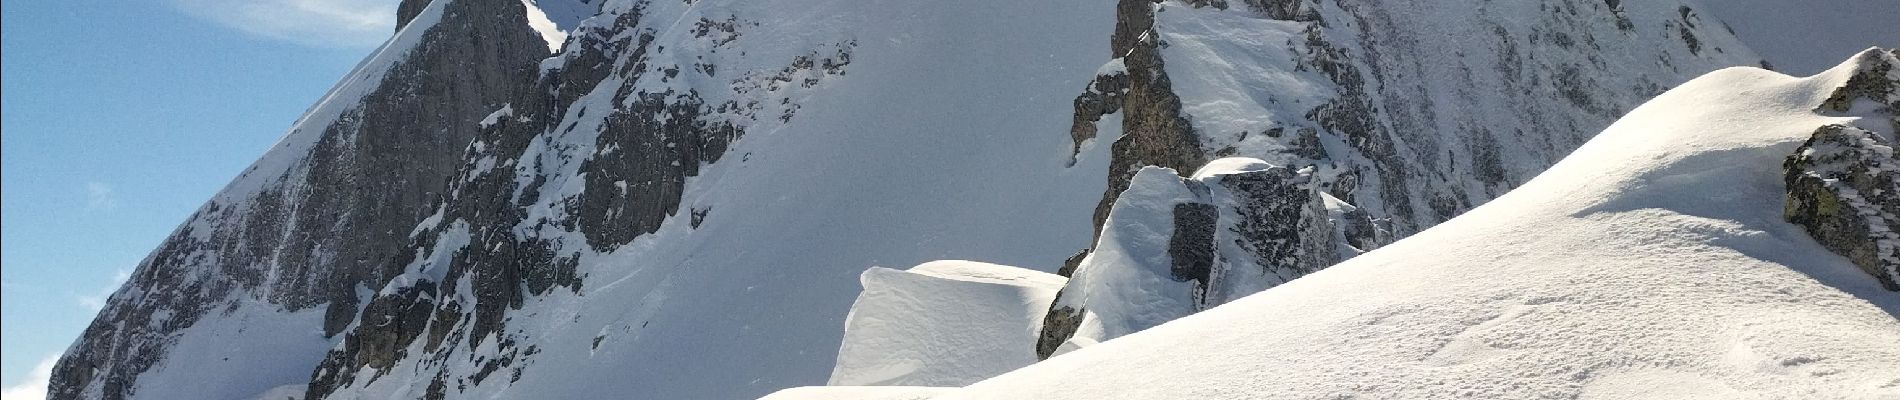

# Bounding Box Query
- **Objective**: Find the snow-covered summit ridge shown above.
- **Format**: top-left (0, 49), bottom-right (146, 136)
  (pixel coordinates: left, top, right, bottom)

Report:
top-left (919, 49), bottom-right (1900, 400)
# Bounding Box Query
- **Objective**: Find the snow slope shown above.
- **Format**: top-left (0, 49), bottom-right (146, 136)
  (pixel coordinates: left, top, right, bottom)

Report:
top-left (931, 52), bottom-right (1900, 400)
top-left (828, 261), bottom-right (1063, 387)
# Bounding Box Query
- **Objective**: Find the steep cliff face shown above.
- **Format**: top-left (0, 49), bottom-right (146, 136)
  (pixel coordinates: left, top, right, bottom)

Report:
top-left (1044, 0), bottom-right (1762, 352)
top-left (49, 1), bottom-right (550, 399)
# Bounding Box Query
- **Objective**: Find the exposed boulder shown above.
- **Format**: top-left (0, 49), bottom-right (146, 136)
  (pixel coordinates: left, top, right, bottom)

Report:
top-left (1785, 125), bottom-right (1900, 291)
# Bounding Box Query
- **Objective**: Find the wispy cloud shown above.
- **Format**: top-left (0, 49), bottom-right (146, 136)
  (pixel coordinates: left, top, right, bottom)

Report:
top-left (75, 269), bottom-right (132, 312)
top-left (0, 354), bottom-right (58, 400)
top-left (85, 182), bottom-right (117, 211)
top-left (171, 0), bottom-right (400, 48)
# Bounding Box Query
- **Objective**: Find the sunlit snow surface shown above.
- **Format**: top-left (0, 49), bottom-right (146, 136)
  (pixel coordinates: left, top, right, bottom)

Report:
top-left (922, 54), bottom-right (1900, 400)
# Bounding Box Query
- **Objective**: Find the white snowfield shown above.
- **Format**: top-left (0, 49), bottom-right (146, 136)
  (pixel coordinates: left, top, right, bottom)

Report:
top-left (792, 52), bottom-right (1900, 399)
top-left (828, 261), bottom-right (1063, 387)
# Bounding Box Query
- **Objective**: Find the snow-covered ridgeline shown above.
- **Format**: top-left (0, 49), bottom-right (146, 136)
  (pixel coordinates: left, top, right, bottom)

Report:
top-left (783, 48), bottom-right (1900, 400)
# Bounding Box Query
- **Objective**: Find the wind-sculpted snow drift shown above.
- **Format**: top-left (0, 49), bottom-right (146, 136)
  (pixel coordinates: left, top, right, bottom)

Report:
top-left (54, 0), bottom-right (1803, 399)
top-left (827, 261), bottom-right (1063, 387)
top-left (778, 48), bottom-right (1900, 400)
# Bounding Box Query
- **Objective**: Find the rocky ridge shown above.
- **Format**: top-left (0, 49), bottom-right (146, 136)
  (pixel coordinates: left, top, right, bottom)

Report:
top-left (1785, 48), bottom-right (1900, 291)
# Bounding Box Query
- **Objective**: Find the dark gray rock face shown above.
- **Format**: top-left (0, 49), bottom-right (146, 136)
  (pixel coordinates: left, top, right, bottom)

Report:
top-left (576, 89), bottom-right (741, 249)
top-left (49, 1), bottom-right (550, 399)
top-left (1068, 65), bottom-right (1129, 165)
top-left (1205, 166), bottom-right (1343, 303)
top-left (1168, 202), bottom-right (1219, 284)
top-left (1034, 300), bottom-right (1085, 360)
top-left (1785, 125), bottom-right (1900, 291)
top-left (397, 0), bottom-right (431, 30)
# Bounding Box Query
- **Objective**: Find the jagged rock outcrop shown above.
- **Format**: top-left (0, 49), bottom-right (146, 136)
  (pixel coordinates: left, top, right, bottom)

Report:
top-left (49, 0), bottom-right (550, 398)
top-left (1817, 49), bottom-right (1900, 136)
top-left (1036, 158), bottom-right (1371, 359)
top-left (1785, 48), bottom-right (1900, 292)
top-left (1079, 0), bottom-right (1207, 236)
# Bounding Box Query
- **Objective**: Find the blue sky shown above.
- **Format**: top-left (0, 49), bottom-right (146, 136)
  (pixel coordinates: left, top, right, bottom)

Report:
top-left (1, 0), bottom-right (395, 395)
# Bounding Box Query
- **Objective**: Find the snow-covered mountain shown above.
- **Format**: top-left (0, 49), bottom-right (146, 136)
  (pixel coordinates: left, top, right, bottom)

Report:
top-left (50, 0), bottom-right (1891, 399)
